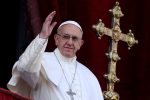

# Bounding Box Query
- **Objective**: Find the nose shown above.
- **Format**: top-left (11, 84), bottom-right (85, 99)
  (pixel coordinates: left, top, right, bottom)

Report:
top-left (67, 37), bottom-right (73, 44)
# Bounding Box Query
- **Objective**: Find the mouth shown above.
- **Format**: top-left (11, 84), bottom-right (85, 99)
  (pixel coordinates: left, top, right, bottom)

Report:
top-left (64, 47), bottom-right (74, 50)
top-left (62, 46), bottom-right (75, 57)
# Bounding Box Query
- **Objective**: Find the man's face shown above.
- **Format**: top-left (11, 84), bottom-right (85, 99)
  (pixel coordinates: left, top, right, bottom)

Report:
top-left (54, 24), bottom-right (84, 58)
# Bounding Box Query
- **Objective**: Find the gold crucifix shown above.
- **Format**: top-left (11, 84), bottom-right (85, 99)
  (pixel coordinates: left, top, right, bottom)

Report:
top-left (92, 1), bottom-right (138, 100)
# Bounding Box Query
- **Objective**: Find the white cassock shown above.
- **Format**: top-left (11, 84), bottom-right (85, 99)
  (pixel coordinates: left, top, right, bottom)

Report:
top-left (7, 35), bottom-right (104, 100)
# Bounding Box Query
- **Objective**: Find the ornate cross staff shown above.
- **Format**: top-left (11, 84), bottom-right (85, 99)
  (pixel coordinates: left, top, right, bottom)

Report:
top-left (92, 1), bottom-right (138, 100)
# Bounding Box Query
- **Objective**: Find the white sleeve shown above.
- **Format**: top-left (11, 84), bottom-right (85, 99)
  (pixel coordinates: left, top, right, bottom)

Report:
top-left (8, 35), bottom-right (48, 90)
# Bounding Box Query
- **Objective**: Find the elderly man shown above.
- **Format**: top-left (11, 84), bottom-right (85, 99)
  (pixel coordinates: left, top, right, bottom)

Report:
top-left (7, 11), bottom-right (104, 100)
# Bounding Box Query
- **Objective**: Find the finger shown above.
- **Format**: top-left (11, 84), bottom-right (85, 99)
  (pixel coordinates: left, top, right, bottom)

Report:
top-left (43, 16), bottom-right (54, 29)
top-left (49, 22), bottom-right (57, 32)
top-left (51, 22), bottom-right (57, 29)
top-left (45, 11), bottom-right (56, 22)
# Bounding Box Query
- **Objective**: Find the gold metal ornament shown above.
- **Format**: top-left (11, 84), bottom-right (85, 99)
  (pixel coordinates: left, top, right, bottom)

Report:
top-left (92, 1), bottom-right (138, 100)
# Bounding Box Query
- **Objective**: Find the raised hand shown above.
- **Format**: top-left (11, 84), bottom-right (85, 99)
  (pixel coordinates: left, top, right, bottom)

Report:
top-left (39, 11), bottom-right (57, 39)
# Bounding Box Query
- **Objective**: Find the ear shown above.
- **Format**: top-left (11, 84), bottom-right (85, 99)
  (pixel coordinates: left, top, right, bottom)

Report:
top-left (80, 40), bottom-right (84, 47)
top-left (80, 40), bottom-right (84, 46)
top-left (54, 34), bottom-right (59, 46)
top-left (77, 40), bottom-right (84, 50)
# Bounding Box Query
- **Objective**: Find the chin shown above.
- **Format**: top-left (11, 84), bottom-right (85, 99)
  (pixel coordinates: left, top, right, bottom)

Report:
top-left (63, 49), bottom-right (75, 57)
top-left (63, 52), bottom-right (74, 58)
top-left (64, 53), bottom-right (72, 58)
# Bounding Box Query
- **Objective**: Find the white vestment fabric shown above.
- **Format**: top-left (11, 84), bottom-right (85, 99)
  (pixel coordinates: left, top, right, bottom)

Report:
top-left (7, 35), bottom-right (104, 100)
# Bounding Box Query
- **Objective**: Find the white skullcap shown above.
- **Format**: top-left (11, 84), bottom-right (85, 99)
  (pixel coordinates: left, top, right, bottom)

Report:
top-left (58, 20), bottom-right (83, 33)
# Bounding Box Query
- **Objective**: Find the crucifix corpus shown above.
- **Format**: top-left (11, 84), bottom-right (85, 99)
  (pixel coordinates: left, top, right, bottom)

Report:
top-left (92, 1), bottom-right (138, 100)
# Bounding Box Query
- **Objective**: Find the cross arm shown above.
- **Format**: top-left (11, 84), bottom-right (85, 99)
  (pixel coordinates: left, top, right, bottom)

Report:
top-left (92, 19), bottom-right (138, 49)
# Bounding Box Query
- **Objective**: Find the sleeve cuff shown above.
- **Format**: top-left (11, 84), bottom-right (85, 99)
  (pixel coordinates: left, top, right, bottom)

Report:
top-left (36, 35), bottom-right (48, 45)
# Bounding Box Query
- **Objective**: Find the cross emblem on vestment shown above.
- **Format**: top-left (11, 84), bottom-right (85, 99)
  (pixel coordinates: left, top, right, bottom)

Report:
top-left (67, 89), bottom-right (76, 100)
top-left (92, 1), bottom-right (138, 100)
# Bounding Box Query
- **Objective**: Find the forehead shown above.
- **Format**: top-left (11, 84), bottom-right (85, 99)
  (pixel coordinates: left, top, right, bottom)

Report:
top-left (58, 24), bottom-right (83, 36)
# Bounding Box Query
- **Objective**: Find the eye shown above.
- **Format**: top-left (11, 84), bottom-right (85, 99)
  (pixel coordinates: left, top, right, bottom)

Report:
top-left (72, 36), bottom-right (78, 41)
top-left (62, 35), bottom-right (70, 39)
